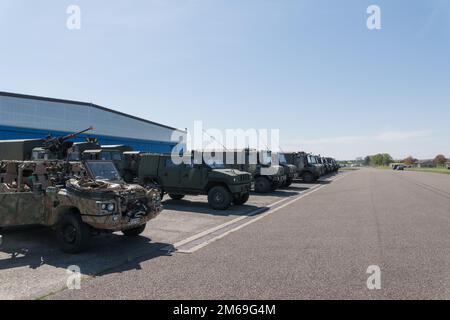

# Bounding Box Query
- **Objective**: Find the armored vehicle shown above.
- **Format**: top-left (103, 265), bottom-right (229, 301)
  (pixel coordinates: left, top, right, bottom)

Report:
top-left (326, 157), bottom-right (339, 172)
top-left (278, 153), bottom-right (298, 187)
top-left (117, 152), bottom-right (252, 210)
top-left (314, 155), bottom-right (326, 176)
top-left (220, 149), bottom-right (286, 193)
top-left (0, 139), bottom-right (44, 161)
top-left (322, 157), bottom-right (332, 174)
top-left (81, 144), bottom-right (134, 174)
top-left (0, 159), bottom-right (162, 253)
top-left (0, 127), bottom-right (94, 162)
top-left (284, 152), bottom-right (322, 183)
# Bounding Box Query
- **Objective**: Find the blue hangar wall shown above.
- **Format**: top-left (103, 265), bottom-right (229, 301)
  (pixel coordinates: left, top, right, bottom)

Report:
top-left (0, 92), bottom-right (186, 154)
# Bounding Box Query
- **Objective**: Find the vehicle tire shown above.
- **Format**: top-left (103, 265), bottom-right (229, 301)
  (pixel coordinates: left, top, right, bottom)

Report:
top-left (208, 186), bottom-right (232, 210)
top-left (122, 224), bottom-right (146, 237)
top-left (169, 194), bottom-right (185, 200)
top-left (234, 193), bottom-right (250, 205)
top-left (284, 178), bottom-right (292, 188)
top-left (57, 213), bottom-right (91, 254)
top-left (302, 172), bottom-right (315, 184)
top-left (254, 177), bottom-right (271, 193)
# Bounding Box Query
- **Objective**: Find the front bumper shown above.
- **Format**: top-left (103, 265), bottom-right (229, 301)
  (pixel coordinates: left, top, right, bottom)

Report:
top-left (82, 209), bottom-right (161, 231)
top-left (288, 172), bottom-right (299, 179)
top-left (229, 182), bottom-right (252, 195)
top-left (82, 196), bottom-right (163, 231)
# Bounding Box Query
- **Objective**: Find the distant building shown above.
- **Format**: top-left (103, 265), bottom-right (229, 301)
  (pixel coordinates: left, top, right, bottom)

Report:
top-left (0, 91), bottom-right (186, 153)
top-left (417, 160), bottom-right (435, 168)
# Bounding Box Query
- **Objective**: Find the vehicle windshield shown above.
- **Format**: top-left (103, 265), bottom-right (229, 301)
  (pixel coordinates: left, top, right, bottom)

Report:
top-left (204, 160), bottom-right (225, 169)
top-left (68, 151), bottom-right (81, 161)
top-left (85, 161), bottom-right (122, 181)
top-left (307, 155), bottom-right (317, 164)
top-left (278, 153), bottom-right (287, 165)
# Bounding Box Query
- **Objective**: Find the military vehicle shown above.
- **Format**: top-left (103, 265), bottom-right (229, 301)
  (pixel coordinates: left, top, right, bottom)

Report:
top-left (284, 152), bottom-right (322, 183)
top-left (219, 149), bottom-right (286, 193)
top-left (314, 155), bottom-right (326, 176)
top-left (278, 153), bottom-right (298, 187)
top-left (0, 127), bottom-right (94, 162)
top-left (115, 152), bottom-right (252, 210)
top-left (322, 157), bottom-right (332, 174)
top-left (0, 159), bottom-right (162, 253)
top-left (326, 157), bottom-right (339, 172)
top-left (81, 144), bottom-right (134, 175)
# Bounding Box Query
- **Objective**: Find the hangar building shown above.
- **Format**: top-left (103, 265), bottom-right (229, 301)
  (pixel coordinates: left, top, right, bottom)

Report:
top-left (0, 92), bottom-right (186, 153)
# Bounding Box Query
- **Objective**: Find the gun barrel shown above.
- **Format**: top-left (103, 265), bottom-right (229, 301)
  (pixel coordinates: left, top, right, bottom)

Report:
top-left (61, 126), bottom-right (94, 141)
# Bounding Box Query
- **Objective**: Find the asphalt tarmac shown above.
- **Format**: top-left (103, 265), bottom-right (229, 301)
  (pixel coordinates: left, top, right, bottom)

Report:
top-left (2, 168), bottom-right (449, 299)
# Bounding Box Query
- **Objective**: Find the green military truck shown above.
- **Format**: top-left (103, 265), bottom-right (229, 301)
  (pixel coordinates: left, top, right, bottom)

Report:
top-left (284, 152), bottom-right (322, 183)
top-left (116, 152), bottom-right (252, 210)
top-left (81, 144), bottom-right (134, 175)
top-left (0, 159), bottom-right (162, 253)
top-left (278, 153), bottom-right (299, 187)
top-left (220, 149), bottom-right (286, 193)
top-left (325, 157), bottom-right (339, 172)
top-left (0, 127), bottom-right (95, 162)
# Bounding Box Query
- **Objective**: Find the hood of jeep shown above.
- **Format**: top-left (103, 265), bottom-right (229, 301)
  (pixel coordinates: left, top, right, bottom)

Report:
top-left (211, 169), bottom-right (251, 179)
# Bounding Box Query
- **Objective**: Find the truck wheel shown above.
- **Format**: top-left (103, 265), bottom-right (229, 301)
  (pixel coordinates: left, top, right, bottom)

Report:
top-left (255, 177), bottom-right (271, 193)
top-left (303, 172), bottom-right (315, 184)
top-left (57, 213), bottom-right (91, 254)
top-left (208, 186), bottom-right (232, 210)
top-left (169, 194), bottom-right (185, 200)
top-left (234, 193), bottom-right (250, 205)
top-left (122, 224), bottom-right (146, 237)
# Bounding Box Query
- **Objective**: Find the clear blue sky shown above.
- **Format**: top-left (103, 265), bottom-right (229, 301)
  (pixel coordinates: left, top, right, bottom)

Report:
top-left (0, 0), bottom-right (449, 160)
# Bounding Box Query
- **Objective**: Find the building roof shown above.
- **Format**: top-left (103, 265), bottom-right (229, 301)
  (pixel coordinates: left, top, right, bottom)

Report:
top-left (0, 91), bottom-right (185, 133)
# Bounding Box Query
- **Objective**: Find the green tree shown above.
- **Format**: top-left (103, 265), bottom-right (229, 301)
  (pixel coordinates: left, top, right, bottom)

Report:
top-left (403, 156), bottom-right (414, 166)
top-left (381, 153), bottom-right (393, 166)
top-left (368, 153), bottom-right (393, 166)
top-left (434, 154), bottom-right (447, 167)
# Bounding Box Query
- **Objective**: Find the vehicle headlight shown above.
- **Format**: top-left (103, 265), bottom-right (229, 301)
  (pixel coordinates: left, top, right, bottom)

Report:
top-left (98, 202), bottom-right (116, 213)
top-left (233, 177), bottom-right (238, 183)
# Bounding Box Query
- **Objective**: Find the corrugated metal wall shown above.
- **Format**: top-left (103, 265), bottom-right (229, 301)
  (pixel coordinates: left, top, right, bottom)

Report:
top-left (0, 94), bottom-right (186, 154)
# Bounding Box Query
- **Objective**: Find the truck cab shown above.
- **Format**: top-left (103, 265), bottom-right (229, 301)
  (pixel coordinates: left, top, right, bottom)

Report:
top-left (222, 149), bottom-right (286, 193)
top-left (278, 153), bottom-right (299, 187)
top-left (284, 152), bottom-right (321, 183)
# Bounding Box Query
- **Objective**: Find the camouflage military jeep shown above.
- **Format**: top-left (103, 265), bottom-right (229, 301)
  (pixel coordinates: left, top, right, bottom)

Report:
top-left (0, 160), bottom-right (162, 253)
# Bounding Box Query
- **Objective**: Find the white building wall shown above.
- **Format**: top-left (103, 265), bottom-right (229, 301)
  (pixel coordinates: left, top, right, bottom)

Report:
top-left (0, 95), bottom-right (185, 144)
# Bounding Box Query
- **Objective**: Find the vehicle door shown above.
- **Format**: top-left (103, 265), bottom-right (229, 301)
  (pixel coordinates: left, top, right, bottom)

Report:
top-left (159, 157), bottom-right (182, 189)
top-left (180, 163), bottom-right (207, 190)
top-left (0, 191), bottom-right (45, 227)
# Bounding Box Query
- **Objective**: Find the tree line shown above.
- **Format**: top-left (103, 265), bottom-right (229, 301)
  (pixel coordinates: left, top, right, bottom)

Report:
top-left (363, 154), bottom-right (448, 167)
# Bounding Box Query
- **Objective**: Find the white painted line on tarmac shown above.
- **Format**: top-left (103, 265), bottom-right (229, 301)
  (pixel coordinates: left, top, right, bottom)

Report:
top-left (163, 193), bottom-right (310, 252)
top-left (165, 172), bottom-right (349, 254)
